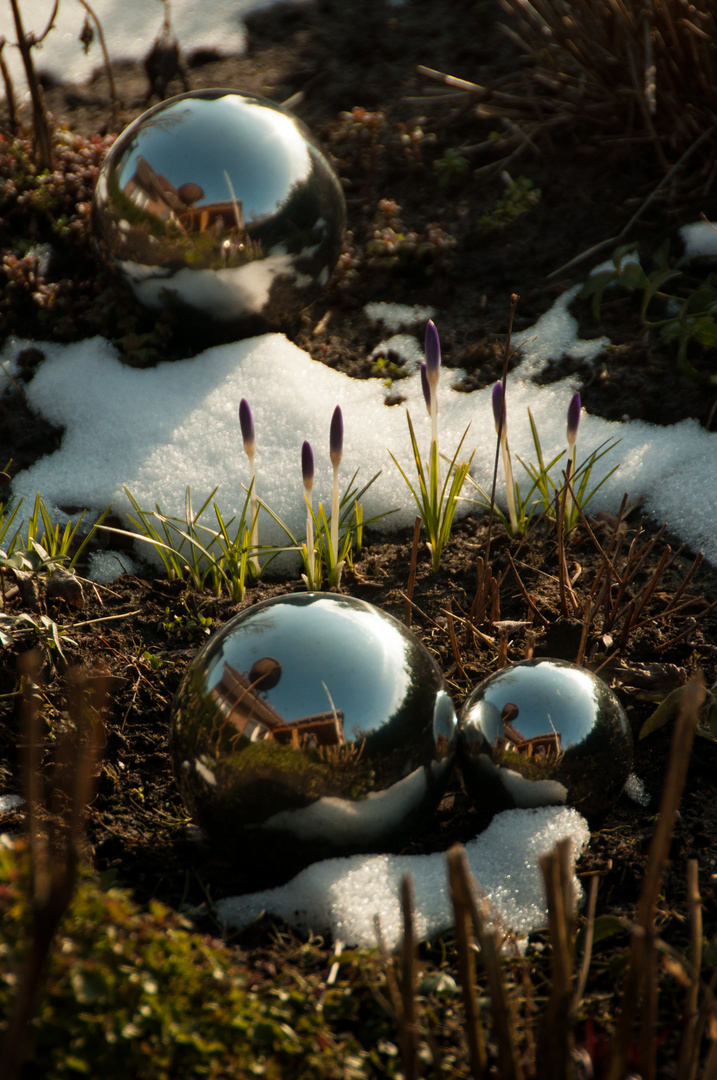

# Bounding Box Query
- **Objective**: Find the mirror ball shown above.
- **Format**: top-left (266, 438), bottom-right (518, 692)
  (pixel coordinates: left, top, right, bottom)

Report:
top-left (93, 89), bottom-right (346, 335)
top-left (458, 659), bottom-right (633, 817)
top-left (170, 593), bottom-right (457, 869)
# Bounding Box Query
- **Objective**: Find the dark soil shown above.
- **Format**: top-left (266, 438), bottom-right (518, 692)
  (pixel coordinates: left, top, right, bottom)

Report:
top-left (2, 0), bottom-right (717, 1074)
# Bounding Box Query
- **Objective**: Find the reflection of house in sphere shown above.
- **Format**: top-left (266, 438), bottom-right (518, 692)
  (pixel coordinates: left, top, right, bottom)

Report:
top-left (93, 89), bottom-right (347, 336)
top-left (169, 592), bottom-right (457, 874)
top-left (497, 703), bottom-right (562, 761)
top-left (458, 659), bottom-right (633, 816)
top-left (210, 660), bottom-right (345, 748)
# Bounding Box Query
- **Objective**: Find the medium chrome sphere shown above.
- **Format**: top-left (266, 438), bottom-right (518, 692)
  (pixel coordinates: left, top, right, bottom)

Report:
top-left (458, 659), bottom-right (632, 817)
top-left (170, 593), bottom-right (457, 870)
top-left (93, 89), bottom-right (346, 335)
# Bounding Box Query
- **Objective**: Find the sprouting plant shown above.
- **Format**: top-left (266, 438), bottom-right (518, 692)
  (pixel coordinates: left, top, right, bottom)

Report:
top-left (580, 240), bottom-right (717, 384)
top-left (564, 391), bottom-right (581, 529)
top-left (329, 406), bottom-right (343, 583)
top-left (480, 172), bottom-right (541, 230)
top-left (0, 493), bottom-right (111, 575)
top-left (300, 441), bottom-right (321, 590)
top-left (239, 398), bottom-right (260, 576)
top-left (103, 484), bottom-right (255, 601)
top-left (0, 490), bottom-right (24, 554)
top-left (390, 321), bottom-right (474, 571)
top-left (434, 148), bottom-right (469, 188)
top-left (518, 403), bottom-right (622, 534)
top-left (263, 444), bottom-right (387, 592)
top-left (0, 611), bottom-right (78, 661)
top-left (492, 382), bottom-right (518, 534)
top-left (463, 381), bottom-right (545, 539)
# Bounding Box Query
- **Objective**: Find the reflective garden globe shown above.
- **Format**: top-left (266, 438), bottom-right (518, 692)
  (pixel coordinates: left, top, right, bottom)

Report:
top-left (170, 593), bottom-right (457, 871)
top-left (458, 659), bottom-right (632, 817)
top-left (93, 89), bottom-right (346, 335)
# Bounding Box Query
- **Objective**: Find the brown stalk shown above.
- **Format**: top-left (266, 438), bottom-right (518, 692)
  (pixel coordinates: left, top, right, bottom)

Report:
top-left (75, 0), bottom-right (119, 129)
top-left (676, 860), bottom-right (702, 1080)
top-left (447, 846), bottom-right (487, 1079)
top-left (373, 914), bottom-right (402, 1019)
top-left (575, 598), bottom-right (592, 667)
top-left (404, 515), bottom-right (421, 628)
top-left (1, 661), bottom-right (107, 1080)
top-left (539, 838), bottom-right (576, 1080)
top-left (445, 600), bottom-right (467, 680)
top-left (0, 39), bottom-right (19, 133)
top-left (505, 551), bottom-right (549, 627)
top-left (8, 0), bottom-right (53, 169)
top-left (452, 847), bottom-right (523, 1080)
top-left (572, 875), bottom-right (598, 1011)
top-left (400, 875), bottom-right (418, 1080)
top-left (605, 673), bottom-right (705, 1080)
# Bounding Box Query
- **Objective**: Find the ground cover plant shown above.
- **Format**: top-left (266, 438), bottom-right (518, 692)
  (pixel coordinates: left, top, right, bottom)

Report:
top-left (2, 0), bottom-right (717, 1077)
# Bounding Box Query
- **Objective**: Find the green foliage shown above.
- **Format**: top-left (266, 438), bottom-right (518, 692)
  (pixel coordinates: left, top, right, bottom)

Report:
top-left (0, 491), bottom-right (110, 579)
top-left (433, 148), bottom-right (469, 188)
top-left (518, 409), bottom-right (621, 534)
top-left (0, 611), bottom-right (78, 659)
top-left (389, 412), bottom-right (474, 571)
top-left (261, 469), bottom-right (388, 590)
top-left (480, 173), bottom-right (541, 230)
top-left (105, 485), bottom-right (257, 601)
top-left (581, 241), bottom-right (717, 383)
top-left (0, 838), bottom-right (375, 1080)
top-left (463, 407), bottom-right (620, 538)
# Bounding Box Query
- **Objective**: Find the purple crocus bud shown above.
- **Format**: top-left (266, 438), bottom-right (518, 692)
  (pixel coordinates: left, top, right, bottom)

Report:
top-left (239, 398), bottom-right (255, 457)
top-left (567, 391), bottom-right (581, 447)
top-left (420, 362), bottom-right (431, 415)
top-left (301, 440), bottom-right (314, 493)
top-left (330, 405), bottom-right (343, 468)
top-left (492, 381), bottom-right (506, 435)
top-left (424, 320), bottom-right (441, 389)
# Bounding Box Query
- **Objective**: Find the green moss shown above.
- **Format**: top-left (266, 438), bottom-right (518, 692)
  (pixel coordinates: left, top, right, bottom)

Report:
top-left (0, 839), bottom-right (375, 1079)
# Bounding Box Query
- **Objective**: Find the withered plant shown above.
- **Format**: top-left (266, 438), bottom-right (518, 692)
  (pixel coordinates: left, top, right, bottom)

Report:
top-left (419, 0), bottom-right (717, 190)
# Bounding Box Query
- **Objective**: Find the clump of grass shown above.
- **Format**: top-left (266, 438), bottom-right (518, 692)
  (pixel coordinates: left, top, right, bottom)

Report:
top-left (498, 0), bottom-right (717, 172)
top-left (390, 321), bottom-right (474, 572)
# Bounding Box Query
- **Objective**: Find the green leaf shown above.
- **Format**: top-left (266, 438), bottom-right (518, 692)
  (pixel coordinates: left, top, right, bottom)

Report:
top-left (639, 686), bottom-right (684, 739)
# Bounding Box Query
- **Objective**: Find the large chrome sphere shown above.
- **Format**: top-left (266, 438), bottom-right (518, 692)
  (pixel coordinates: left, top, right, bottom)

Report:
top-left (171, 593), bottom-right (457, 870)
top-left (458, 659), bottom-right (632, 817)
top-left (93, 89), bottom-right (346, 335)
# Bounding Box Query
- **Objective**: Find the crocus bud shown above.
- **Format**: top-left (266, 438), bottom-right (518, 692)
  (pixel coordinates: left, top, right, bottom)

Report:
top-left (567, 392), bottom-right (581, 448)
top-left (420, 362), bottom-right (431, 415)
top-left (330, 405), bottom-right (343, 468)
top-left (424, 320), bottom-right (441, 390)
top-left (492, 382), bottom-right (506, 435)
top-left (301, 440), bottom-right (314, 493)
top-left (239, 398), bottom-right (255, 457)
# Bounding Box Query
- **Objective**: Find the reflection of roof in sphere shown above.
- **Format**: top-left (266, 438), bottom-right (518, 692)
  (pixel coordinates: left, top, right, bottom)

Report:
top-left (114, 93), bottom-right (313, 220)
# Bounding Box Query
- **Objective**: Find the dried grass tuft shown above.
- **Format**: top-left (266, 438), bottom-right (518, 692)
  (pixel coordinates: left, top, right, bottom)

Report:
top-left (498, 0), bottom-right (717, 172)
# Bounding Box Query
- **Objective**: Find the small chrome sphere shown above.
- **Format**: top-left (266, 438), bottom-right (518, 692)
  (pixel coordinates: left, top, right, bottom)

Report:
top-left (93, 89), bottom-right (346, 335)
top-left (170, 593), bottom-right (457, 870)
top-left (458, 659), bottom-right (632, 817)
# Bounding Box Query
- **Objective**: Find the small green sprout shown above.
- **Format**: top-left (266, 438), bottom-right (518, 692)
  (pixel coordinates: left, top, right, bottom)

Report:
top-left (480, 172), bottom-right (541, 230)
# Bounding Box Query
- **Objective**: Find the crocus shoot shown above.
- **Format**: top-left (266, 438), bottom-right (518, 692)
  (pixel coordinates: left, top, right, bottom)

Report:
top-left (564, 391), bottom-right (581, 527)
top-left (239, 398), bottom-right (260, 574)
top-left (329, 406), bottom-right (343, 568)
top-left (301, 440), bottom-right (319, 589)
top-left (492, 381), bottom-right (519, 535)
top-left (391, 321), bottom-right (473, 572)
